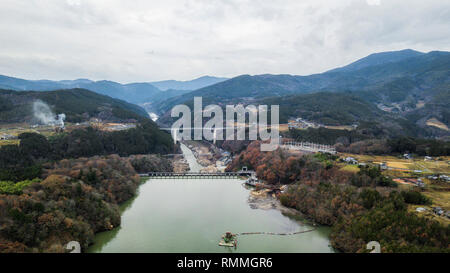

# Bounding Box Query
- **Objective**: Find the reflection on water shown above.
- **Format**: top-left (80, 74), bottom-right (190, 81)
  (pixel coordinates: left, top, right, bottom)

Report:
top-left (87, 143), bottom-right (333, 253)
top-left (88, 179), bottom-right (333, 253)
top-left (88, 186), bottom-right (140, 252)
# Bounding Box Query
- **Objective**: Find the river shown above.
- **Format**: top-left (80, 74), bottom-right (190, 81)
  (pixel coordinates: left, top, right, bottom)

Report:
top-left (88, 143), bottom-right (333, 253)
top-left (179, 143), bottom-right (204, 172)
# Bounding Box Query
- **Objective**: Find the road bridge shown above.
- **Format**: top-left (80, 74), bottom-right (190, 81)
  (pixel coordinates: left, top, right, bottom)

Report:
top-left (145, 170), bottom-right (255, 179)
top-left (282, 141), bottom-right (336, 154)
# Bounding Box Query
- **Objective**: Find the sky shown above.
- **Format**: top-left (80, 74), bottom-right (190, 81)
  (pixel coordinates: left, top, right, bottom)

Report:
top-left (0, 0), bottom-right (449, 83)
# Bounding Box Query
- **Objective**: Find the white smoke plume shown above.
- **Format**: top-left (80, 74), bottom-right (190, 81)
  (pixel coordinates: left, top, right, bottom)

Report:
top-left (32, 100), bottom-right (66, 128)
top-left (57, 113), bottom-right (66, 128)
top-left (33, 100), bottom-right (55, 124)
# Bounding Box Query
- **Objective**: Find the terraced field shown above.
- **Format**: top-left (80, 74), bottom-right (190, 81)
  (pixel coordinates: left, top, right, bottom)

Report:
top-left (341, 153), bottom-right (450, 174)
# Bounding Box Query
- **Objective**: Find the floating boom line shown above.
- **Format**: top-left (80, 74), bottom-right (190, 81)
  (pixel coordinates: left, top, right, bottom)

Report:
top-left (236, 228), bottom-right (316, 236)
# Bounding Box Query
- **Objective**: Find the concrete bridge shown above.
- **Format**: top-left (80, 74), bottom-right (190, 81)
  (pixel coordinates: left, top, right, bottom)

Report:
top-left (145, 170), bottom-right (255, 179)
top-left (281, 141), bottom-right (336, 154)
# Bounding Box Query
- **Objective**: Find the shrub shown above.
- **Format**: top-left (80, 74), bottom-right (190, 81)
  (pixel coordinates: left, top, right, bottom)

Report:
top-left (0, 178), bottom-right (41, 195)
top-left (401, 190), bottom-right (432, 205)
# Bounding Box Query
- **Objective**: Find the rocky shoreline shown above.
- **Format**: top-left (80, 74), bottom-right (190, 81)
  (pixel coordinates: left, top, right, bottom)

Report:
top-left (175, 141), bottom-right (305, 223)
top-left (172, 154), bottom-right (190, 172)
top-left (247, 187), bottom-right (302, 215)
top-left (174, 141), bottom-right (314, 230)
top-left (183, 140), bottom-right (229, 173)
top-left (185, 142), bottom-right (301, 213)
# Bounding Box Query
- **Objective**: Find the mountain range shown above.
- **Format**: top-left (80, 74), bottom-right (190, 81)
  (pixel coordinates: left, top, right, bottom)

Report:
top-left (154, 49), bottom-right (449, 138)
top-left (327, 49), bottom-right (425, 73)
top-left (0, 75), bottom-right (228, 104)
top-left (0, 49), bottom-right (449, 138)
top-left (150, 76), bottom-right (228, 91)
top-left (155, 49), bottom-right (449, 112)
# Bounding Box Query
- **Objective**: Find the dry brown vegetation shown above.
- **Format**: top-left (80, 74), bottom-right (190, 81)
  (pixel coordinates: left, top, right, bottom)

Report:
top-left (0, 154), bottom-right (172, 253)
top-left (228, 141), bottom-right (449, 252)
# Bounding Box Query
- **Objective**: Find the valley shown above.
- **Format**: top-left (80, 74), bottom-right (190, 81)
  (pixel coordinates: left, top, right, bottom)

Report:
top-left (88, 143), bottom-right (333, 253)
top-left (0, 48), bottom-right (449, 253)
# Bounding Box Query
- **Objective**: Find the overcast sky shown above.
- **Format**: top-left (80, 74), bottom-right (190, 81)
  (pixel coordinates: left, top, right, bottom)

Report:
top-left (0, 0), bottom-right (449, 83)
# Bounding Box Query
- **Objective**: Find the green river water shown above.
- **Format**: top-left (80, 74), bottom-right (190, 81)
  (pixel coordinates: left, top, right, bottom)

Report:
top-left (88, 144), bottom-right (333, 253)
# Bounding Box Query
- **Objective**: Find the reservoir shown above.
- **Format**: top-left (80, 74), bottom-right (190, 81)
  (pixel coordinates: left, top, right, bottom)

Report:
top-left (88, 144), bottom-right (333, 253)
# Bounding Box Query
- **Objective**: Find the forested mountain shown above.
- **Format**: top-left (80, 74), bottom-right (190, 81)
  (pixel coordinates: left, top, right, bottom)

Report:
top-left (259, 92), bottom-right (433, 139)
top-left (155, 50), bottom-right (449, 114)
top-left (0, 76), bottom-right (162, 104)
top-left (155, 74), bottom-right (308, 113)
top-left (0, 75), bottom-right (227, 104)
top-left (1, 49), bottom-right (448, 138)
top-left (327, 49), bottom-right (425, 73)
top-left (261, 92), bottom-right (384, 125)
top-left (150, 76), bottom-right (228, 91)
top-left (0, 88), bottom-right (150, 123)
top-left (404, 87), bottom-right (450, 133)
top-left (155, 50), bottom-right (449, 138)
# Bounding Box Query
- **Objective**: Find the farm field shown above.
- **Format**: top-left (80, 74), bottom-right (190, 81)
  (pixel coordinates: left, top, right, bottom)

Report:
top-left (0, 123), bottom-right (56, 137)
top-left (339, 164), bottom-right (360, 173)
top-left (324, 125), bottom-right (355, 131)
top-left (426, 118), bottom-right (449, 131)
top-left (0, 139), bottom-right (19, 147)
top-left (340, 153), bottom-right (450, 174)
top-left (279, 124), bottom-right (289, 132)
top-left (424, 188), bottom-right (450, 210)
top-left (408, 204), bottom-right (450, 226)
top-left (0, 121), bottom-right (138, 147)
top-left (339, 153), bottom-right (450, 225)
top-left (408, 183), bottom-right (450, 226)
top-left (0, 122), bottom-right (79, 147)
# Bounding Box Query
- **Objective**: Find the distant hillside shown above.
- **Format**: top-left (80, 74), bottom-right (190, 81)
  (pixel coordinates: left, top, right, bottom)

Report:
top-left (261, 91), bottom-right (449, 139)
top-left (0, 75), bottom-right (228, 104)
top-left (0, 88), bottom-right (150, 124)
top-left (155, 50), bottom-right (450, 114)
top-left (157, 91), bottom-right (431, 139)
top-left (81, 81), bottom-right (162, 103)
top-left (0, 76), bottom-right (163, 104)
top-left (155, 74), bottom-right (309, 114)
top-left (155, 50), bottom-right (449, 139)
top-left (404, 85), bottom-right (450, 136)
top-left (261, 92), bottom-right (383, 125)
top-left (260, 92), bottom-right (431, 138)
top-left (150, 76), bottom-right (228, 91)
top-left (327, 49), bottom-right (425, 73)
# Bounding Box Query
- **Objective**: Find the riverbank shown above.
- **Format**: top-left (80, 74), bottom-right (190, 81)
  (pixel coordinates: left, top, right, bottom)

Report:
top-left (183, 140), bottom-right (228, 173)
top-left (172, 153), bottom-right (190, 173)
top-left (183, 141), bottom-right (304, 216)
top-left (226, 141), bottom-right (450, 252)
top-left (183, 141), bottom-right (313, 228)
top-left (86, 142), bottom-right (333, 253)
top-left (248, 190), bottom-right (287, 220)
top-left (0, 155), bottom-right (143, 253)
top-left (88, 177), bottom-right (332, 253)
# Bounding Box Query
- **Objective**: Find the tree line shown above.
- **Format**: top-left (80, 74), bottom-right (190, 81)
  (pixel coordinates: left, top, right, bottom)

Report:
top-left (227, 142), bottom-right (449, 252)
top-left (0, 120), bottom-right (174, 182)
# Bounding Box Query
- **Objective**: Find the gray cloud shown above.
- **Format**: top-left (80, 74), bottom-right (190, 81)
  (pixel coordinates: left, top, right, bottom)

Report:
top-left (0, 0), bottom-right (449, 82)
